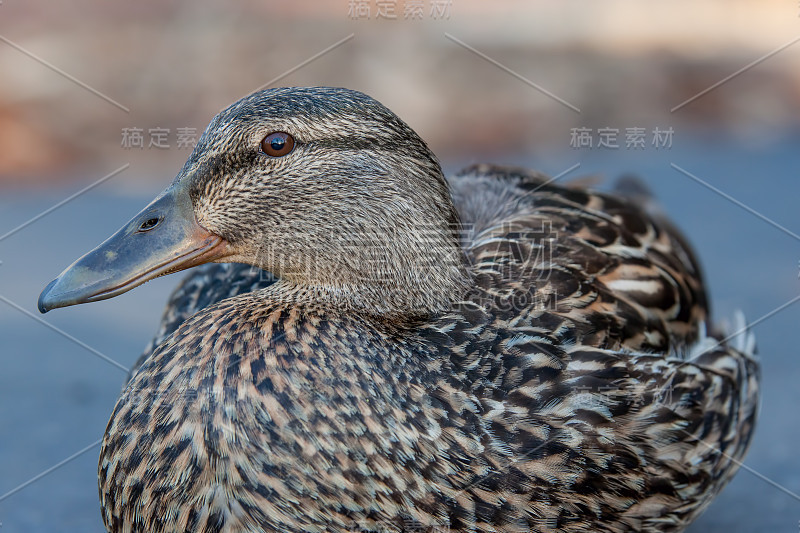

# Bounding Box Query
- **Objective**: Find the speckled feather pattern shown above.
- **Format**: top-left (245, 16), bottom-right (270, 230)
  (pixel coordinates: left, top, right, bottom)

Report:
top-left (99, 88), bottom-right (758, 533)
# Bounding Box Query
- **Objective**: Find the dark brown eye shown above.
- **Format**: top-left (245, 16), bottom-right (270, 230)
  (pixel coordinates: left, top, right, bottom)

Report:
top-left (260, 132), bottom-right (295, 157)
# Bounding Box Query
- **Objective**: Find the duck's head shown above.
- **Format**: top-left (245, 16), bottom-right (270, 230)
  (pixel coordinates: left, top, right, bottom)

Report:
top-left (39, 87), bottom-right (469, 317)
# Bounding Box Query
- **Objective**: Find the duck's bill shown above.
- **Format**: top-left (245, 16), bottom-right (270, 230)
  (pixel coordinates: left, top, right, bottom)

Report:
top-left (38, 183), bottom-right (230, 313)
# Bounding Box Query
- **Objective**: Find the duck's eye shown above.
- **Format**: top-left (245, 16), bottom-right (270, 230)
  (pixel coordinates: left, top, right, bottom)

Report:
top-left (260, 132), bottom-right (295, 157)
top-left (138, 217), bottom-right (160, 232)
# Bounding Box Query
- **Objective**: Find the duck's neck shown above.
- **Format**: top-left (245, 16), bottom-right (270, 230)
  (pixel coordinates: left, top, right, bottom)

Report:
top-left (259, 259), bottom-right (469, 319)
top-left (253, 223), bottom-right (471, 318)
top-left (240, 166), bottom-right (472, 317)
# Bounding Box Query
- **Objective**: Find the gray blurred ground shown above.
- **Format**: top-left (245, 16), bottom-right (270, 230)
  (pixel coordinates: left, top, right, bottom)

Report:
top-left (1, 135), bottom-right (799, 531)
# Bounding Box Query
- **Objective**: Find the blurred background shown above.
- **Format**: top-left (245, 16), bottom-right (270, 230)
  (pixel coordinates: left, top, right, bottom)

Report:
top-left (1, 1), bottom-right (799, 531)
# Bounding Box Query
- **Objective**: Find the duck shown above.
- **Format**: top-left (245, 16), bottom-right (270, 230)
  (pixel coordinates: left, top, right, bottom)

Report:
top-left (38, 86), bottom-right (759, 533)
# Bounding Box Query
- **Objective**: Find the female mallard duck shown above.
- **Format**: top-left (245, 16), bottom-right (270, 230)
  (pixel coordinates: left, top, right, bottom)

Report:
top-left (39, 87), bottom-right (758, 532)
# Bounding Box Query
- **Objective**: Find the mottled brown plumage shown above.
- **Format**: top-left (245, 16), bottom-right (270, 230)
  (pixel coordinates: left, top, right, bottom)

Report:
top-left (44, 87), bottom-right (759, 532)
